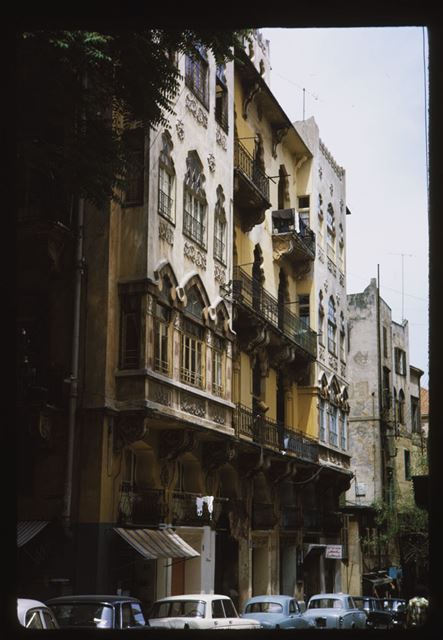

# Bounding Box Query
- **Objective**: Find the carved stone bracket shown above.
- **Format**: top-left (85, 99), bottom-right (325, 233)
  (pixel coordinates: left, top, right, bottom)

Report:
top-left (269, 344), bottom-right (295, 369)
top-left (267, 459), bottom-right (297, 484)
top-left (242, 80), bottom-right (261, 119)
top-left (158, 428), bottom-right (197, 461)
top-left (242, 322), bottom-right (269, 355)
top-left (238, 448), bottom-right (271, 478)
top-left (271, 126), bottom-right (289, 158)
top-left (115, 413), bottom-right (149, 451)
top-left (202, 441), bottom-right (236, 474)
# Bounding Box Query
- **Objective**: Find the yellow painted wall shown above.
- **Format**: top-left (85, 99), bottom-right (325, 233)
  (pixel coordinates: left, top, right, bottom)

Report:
top-left (266, 368), bottom-right (277, 421)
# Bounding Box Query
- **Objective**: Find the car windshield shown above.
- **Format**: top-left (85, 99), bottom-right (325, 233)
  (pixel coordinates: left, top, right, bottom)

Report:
top-left (50, 603), bottom-right (114, 628)
top-left (149, 600), bottom-right (205, 618)
top-left (309, 598), bottom-right (343, 609)
top-left (383, 599), bottom-right (405, 612)
top-left (353, 598), bottom-right (368, 610)
top-left (246, 602), bottom-right (283, 614)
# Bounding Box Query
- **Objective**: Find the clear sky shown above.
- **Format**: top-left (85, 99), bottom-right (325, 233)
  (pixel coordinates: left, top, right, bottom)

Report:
top-left (261, 26), bottom-right (429, 387)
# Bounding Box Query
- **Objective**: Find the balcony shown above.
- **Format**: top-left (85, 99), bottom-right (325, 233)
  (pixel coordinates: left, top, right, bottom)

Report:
top-left (272, 210), bottom-right (316, 268)
top-left (233, 404), bottom-right (319, 463)
top-left (234, 139), bottom-right (271, 231)
top-left (230, 267), bottom-right (317, 360)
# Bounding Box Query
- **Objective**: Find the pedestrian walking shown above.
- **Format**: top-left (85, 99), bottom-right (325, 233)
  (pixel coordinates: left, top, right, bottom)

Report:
top-left (406, 591), bottom-right (429, 628)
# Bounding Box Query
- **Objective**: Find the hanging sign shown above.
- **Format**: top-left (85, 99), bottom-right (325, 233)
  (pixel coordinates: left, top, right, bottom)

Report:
top-left (325, 545), bottom-right (343, 559)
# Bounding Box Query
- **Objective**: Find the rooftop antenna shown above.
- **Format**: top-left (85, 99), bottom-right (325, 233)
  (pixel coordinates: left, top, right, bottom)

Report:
top-left (302, 88), bottom-right (306, 120)
top-left (389, 253), bottom-right (413, 321)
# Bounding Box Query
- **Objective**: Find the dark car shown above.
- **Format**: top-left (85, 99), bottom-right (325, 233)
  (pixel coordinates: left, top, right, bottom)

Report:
top-left (352, 596), bottom-right (393, 629)
top-left (46, 594), bottom-right (148, 629)
top-left (382, 598), bottom-right (407, 629)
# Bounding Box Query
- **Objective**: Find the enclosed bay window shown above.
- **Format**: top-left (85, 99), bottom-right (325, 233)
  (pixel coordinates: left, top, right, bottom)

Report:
top-left (154, 303), bottom-right (170, 375)
top-left (339, 411), bottom-right (347, 450)
top-left (120, 295), bottom-right (141, 369)
top-left (180, 318), bottom-right (204, 388)
top-left (212, 335), bottom-right (225, 396)
top-left (328, 404), bottom-right (338, 447)
top-left (319, 398), bottom-right (326, 442)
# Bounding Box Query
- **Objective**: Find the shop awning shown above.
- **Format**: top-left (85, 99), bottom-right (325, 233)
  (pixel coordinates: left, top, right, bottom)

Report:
top-left (303, 543), bottom-right (326, 557)
top-left (17, 520), bottom-right (49, 547)
top-left (114, 528), bottom-right (200, 560)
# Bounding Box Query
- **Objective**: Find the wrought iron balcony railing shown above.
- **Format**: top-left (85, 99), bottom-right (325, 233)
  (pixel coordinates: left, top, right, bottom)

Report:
top-left (231, 267), bottom-right (317, 359)
top-left (233, 404), bottom-right (319, 462)
top-left (234, 139), bottom-right (270, 202)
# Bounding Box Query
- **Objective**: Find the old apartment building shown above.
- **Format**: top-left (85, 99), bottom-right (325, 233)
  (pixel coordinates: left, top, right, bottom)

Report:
top-left (17, 31), bottom-right (354, 609)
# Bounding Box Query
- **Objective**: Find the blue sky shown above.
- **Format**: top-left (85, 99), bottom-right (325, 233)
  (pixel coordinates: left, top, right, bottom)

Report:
top-left (261, 26), bottom-right (429, 386)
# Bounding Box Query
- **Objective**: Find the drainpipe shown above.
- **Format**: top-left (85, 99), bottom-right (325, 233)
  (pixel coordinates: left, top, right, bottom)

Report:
top-left (63, 72), bottom-right (87, 534)
top-left (63, 194), bottom-right (85, 533)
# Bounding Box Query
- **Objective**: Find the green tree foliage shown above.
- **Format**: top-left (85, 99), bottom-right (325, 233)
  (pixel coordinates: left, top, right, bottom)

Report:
top-left (17, 29), bottom-right (252, 209)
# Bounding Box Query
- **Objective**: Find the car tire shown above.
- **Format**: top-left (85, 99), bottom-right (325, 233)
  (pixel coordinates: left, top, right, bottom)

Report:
top-left (184, 624), bottom-right (189, 630)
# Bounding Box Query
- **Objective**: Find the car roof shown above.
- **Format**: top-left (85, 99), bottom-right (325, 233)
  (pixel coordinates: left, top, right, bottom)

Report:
top-left (245, 595), bottom-right (293, 602)
top-left (46, 595), bottom-right (141, 604)
top-left (18, 598), bottom-right (49, 608)
top-left (310, 593), bottom-right (348, 598)
top-left (154, 594), bottom-right (230, 602)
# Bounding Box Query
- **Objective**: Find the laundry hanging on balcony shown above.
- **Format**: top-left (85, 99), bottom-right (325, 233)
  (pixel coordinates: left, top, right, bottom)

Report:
top-left (196, 495), bottom-right (214, 519)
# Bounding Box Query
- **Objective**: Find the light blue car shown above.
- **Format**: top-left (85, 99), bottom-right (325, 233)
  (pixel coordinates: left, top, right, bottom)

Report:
top-left (240, 595), bottom-right (314, 629)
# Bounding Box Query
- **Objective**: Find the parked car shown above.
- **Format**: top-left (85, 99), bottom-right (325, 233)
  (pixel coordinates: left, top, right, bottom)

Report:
top-left (46, 594), bottom-right (148, 629)
top-left (17, 598), bottom-right (59, 629)
top-left (382, 597), bottom-right (407, 629)
top-left (352, 596), bottom-right (393, 629)
top-left (148, 593), bottom-right (261, 629)
top-left (241, 594), bottom-right (314, 629)
top-left (303, 593), bottom-right (368, 629)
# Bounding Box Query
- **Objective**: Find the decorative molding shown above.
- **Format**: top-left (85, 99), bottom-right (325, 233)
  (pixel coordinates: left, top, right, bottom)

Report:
top-left (242, 80), bottom-right (261, 119)
top-left (327, 257), bottom-right (337, 277)
top-left (216, 126), bottom-right (227, 150)
top-left (271, 126), bottom-right (288, 158)
top-left (329, 183), bottom-right (334, 196)
top-left (184, 241), bottom-right (207, 270)
top-left (318, 166), bottom-right (323, 180)
top-left (208, 402), bottom-right (226, 425)
top-left (146, 293), bottom-right (154, 315)
top-left (159, 429), bottom-right (197, 461)
top-left (207, 153), bottom-right (216, 172)
top-left (329, 354), bottom-right (338, 371)
top-left (176, 119), bottom-right (185, 141)
top-left (320, 139), bottom-right (345, 180)
top-left (115, 414), bottom-right (148, 450)
top-left (159, 220), bottom-right (174, 245)
top-left (317, 246), bottom-right (325, 263)
top-left (185, 93), bottom-right (208, 128)
top-left (341, 363), bottom-right (346, 377)
top-left (180, 391), bottom-right (206, 418)
top-left (214, 263), bottom-right (226, 285)
top-left (318, 345), bottom-right (325, 362)
top-left (148, 380), bottom-right (172, 407)
top-left (339, 271), bottom-right (345, 287)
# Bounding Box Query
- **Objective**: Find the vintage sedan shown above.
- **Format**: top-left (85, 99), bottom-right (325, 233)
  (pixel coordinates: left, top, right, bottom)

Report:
top-left (148, 593), bottom-right (261, 630)
top-left (17, 598), bottom-right (59, 629)
top-left (382, 598), bottom-right (407, 629)
top-left (353, 596), bottom-right (393, 629)
top-left (46, 594), bottom-right (148, 629)
top-left (241, 595), bottom-right (314, 629)
top-left (303, 593), bottom-right (367, 629)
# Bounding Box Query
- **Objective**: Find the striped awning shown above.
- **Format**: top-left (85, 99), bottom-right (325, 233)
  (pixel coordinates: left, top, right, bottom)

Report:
top-left (114, 527), bottom-right (200, 560)
top-left (17, 521), bottom-right (49, 547)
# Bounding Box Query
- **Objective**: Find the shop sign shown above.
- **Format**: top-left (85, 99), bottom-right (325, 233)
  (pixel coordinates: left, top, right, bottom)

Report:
top-left (325, 544), bottom-right (342, 559)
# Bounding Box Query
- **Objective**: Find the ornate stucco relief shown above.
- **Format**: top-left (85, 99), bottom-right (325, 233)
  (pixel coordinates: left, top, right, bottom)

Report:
top-left (185, 93), bottom-right (208, 128)
top-left (184, 241), bottom-right (207, 270)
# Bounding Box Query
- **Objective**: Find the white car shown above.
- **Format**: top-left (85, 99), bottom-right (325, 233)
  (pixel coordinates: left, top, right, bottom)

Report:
top-left (148, 593), bottom-right (261, 630)
top-left (303, 593), bottom-right (368, 629)
top-left (17, 598), bottom-right (59, 629)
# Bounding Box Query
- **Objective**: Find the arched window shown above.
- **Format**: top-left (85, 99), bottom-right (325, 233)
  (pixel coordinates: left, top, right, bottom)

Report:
top-left (214, 185), bottom-right (226, 264)
top-left (158, 131), bottom-right (175, 222)
top-left (340, 312), bottom-right (346, 362)
top-left (327, 296), bottom-right (337, 355)
top-left (183, 151), bottom-right (207, 247)
top-left (154, 275), bottom-right (173, 375)
top-left (180, 285), bottom-right (205, 389)
top-left (398, 389), bottom-right (405, 425)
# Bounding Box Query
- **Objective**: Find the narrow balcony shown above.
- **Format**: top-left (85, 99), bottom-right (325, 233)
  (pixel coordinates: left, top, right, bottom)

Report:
top-left (230, 267), bottom-right (317, 360)
top-left (272, 209), bottom-right (316, 268)
top-left (233, 404), bottom-right (319, 463)
top-left (234, 139), bottom-right (271, 231)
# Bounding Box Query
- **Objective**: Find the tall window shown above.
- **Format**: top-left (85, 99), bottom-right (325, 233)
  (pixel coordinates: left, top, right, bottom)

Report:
top-left (212, 335), bottom-right (224, 396)
top-left (298, 294), bottom-right (310, 327)
top-left (181, 318), bottom-right (204, 388)
top-left (395, 347), bottom-right (407, 375)
top-left (158, 131), bottom-right (175, 222)
top-left (124, 128), bottom-right (144, 206)
top-left (327, 297), bottom-right (337, 355)
top-left (340, 312), bottom-right (346, 362)
top-left (185, 45), bottom-right (209, 108)
top-left (339, 411), bottom-right (347, 450)
top-left (298, 195), bottom-right (310, 229)
top-left (338, 223), bottom-right (344, 270)
top-left (383, 326), bottom-right (388, 358)
top-left (328, 405), bottom-right (338, 447)
top-left (154, 303), bottom-right (170, 375)
top-left (214, 185), bottom-right (226, 263)
top-left (398, 389), bottom-right (405, 424)
top-left (318, 291), bottom-right (325, 346)
top-left (215, 65), bottom-right (228, 132)
top-left (120, 295), bottom-right (141, 369)
top-left (319, 398), bottom-right (326, 442)
top-left (326, 203), bottom-right (336, 259)
top-left (183, 152), bottom-right (207, 247)
top-left (411, 396), bottom-right (420, 433)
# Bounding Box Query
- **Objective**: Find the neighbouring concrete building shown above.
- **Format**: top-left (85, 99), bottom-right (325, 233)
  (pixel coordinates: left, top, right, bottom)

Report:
top-left (344, 277), bottom-right (426, 597)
